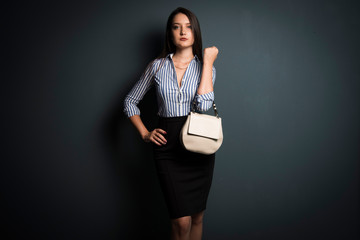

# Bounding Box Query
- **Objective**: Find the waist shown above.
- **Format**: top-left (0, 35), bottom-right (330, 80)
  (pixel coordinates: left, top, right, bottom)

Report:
top-left (158, 115), bottom-right (188, 123)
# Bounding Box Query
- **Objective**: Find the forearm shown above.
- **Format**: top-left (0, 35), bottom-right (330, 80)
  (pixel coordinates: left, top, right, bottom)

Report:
top-left (197, 61), bottom-right (214, 95)
top-left (129, 115), bottom-right (149, 140)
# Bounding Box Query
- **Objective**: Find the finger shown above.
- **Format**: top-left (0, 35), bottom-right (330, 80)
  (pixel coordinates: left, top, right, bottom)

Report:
top-left (154, 134), bottom-right (167, 145)
top-left (156, 128), bottom-right (167, 135)
top-left (151, 137), bottom-right (162, 146)
top-left (150, 132), bottom-right (165, 145)
top-left (156, 134), bottom-right (167, 144)
top-left (155, 130), bottom-right (167, 140)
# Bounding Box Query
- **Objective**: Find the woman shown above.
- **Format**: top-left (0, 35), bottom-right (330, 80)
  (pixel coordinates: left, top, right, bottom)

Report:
top-left (124, 7), bottom-right (218, 240)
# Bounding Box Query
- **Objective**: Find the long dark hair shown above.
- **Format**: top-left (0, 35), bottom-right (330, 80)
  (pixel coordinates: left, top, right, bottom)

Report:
top-left (158, 7), bottom-right (203, 62)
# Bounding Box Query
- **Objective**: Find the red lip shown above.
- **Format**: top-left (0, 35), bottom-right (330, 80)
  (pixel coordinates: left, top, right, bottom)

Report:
top-left (180, 38), bottom-right (188, 41)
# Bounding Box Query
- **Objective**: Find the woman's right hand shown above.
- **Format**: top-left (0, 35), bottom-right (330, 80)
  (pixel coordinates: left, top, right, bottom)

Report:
top-left (143, 128), bottom-right (167, 146)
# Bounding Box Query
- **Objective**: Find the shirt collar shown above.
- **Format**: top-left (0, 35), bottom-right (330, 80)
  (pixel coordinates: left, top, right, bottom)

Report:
top-left (167, 53), bottom-right (200, 62)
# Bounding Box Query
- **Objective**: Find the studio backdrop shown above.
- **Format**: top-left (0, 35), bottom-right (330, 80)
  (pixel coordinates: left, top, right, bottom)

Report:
top-left (3, 0), bottom-right (359, 239)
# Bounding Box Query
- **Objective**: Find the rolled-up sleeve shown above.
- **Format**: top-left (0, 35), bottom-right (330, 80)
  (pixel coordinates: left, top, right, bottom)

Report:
top-left (124, 61), bottom-right (155, 117)
top-left (195, 66), bottom-right (216, 111)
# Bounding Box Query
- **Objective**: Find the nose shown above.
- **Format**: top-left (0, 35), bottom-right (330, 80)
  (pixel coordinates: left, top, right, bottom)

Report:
top-left (181, 27), bottom-right (186, 35)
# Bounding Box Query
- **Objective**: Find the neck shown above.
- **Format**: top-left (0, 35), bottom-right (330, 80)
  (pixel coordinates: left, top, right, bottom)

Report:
top-left (173, 47), bottom-right (194, 62)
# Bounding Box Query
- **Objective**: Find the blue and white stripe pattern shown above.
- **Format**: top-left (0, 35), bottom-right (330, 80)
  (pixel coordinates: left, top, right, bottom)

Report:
top-left (124, 53), bottom-right (215, 118)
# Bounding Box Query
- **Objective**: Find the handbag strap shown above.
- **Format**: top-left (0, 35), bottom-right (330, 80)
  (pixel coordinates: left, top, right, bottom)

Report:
top-left (191, 100), bottom-right (220, 118)
top-left (212, 101), bottom-right (219, 118)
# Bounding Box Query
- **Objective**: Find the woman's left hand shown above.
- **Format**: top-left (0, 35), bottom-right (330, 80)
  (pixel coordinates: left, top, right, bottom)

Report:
top-left (203, 46), bottom-right (219, 65)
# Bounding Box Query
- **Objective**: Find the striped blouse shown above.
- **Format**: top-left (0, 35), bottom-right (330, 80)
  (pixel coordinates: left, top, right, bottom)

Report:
top-left (124, 53), bottom-right (216, 118)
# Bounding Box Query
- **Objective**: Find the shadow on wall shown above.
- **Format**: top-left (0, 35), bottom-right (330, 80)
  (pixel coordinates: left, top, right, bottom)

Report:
top-left (102, 31), bottom-right (172, 239)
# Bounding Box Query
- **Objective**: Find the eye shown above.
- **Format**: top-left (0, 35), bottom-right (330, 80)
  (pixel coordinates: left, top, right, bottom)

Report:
top-left (187, 25), bottom-right (192, 29)
top-left (172, 26), bottom-right (179, 30)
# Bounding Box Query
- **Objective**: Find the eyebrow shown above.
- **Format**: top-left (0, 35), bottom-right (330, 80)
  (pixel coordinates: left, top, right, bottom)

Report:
top-left (172, 22), bottom-right (191, 25)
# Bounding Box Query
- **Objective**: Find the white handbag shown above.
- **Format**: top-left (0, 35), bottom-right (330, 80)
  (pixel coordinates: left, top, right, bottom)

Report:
top-left (180, 102), bottom-right (223, 155)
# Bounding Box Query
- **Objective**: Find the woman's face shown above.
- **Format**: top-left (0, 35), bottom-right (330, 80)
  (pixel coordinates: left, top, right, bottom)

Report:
top-left (171, 13), bottom-right (194, 50)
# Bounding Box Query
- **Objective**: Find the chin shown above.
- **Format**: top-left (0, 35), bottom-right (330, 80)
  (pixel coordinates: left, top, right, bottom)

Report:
top-left (176, 43), bottom-right (193, 49)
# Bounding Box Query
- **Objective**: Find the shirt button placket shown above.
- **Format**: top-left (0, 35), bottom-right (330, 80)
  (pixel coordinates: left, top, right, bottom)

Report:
top-left (178, 91), bottom-right (182, 115)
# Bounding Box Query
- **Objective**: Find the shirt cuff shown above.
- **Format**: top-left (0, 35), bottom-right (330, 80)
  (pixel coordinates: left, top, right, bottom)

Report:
top-left (124, 97), bottom-right (141, 117)
top-left (195, 91), bottom-right (214, 111)
top-left (124, 108), bottom-right (140, 118)
top-left (196, 91), bottom-right (214, 101)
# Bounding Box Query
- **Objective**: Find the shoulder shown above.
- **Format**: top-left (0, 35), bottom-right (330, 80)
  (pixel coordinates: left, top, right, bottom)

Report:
top-left (147, 57), bottom-right (166, 72)
top-left (152, 57), bottom-right (165, 68)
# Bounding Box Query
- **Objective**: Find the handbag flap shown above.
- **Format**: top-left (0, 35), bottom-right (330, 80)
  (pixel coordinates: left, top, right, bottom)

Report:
top-left (188, 112), bottom-right (222, 140)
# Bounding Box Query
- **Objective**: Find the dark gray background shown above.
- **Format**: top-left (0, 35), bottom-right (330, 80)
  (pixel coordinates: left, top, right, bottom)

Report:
top-left (3, 0), bottom-right (359, 239)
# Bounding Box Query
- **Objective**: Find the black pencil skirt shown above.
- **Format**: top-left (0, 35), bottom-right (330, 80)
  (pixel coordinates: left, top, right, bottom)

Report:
top-left (153, 116), bottom-right (215, 219)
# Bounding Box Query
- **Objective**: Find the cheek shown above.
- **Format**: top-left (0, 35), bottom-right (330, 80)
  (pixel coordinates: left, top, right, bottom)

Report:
top-left (190, 33), bottom-right (195, 42)
top-left (172, 30), bottom-right (180, 39)
top-left (171, 32), bottom-right (177, 43)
